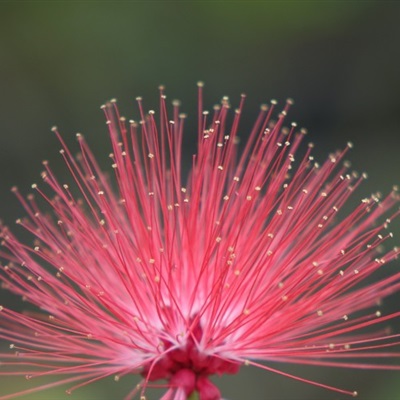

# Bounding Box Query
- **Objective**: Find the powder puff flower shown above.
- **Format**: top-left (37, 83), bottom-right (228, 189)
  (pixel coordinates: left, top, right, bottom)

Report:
top-left (1, 84), bottom-right (400, 400)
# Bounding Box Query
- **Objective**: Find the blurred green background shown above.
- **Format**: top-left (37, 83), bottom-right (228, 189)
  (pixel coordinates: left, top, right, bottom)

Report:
top-left (1, 1), bottom-right (400, 399)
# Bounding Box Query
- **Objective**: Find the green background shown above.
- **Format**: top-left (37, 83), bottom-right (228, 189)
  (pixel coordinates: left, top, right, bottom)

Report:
top-left (0, 1), bottom-right (400, 399)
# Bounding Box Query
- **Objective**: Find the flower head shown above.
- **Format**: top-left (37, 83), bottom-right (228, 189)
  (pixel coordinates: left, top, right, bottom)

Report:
top-left (1, 84), bottom-right (400, 400)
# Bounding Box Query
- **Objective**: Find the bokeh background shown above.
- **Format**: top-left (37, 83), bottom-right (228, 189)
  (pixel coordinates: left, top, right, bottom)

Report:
top-left (1, 1), bottom-right (400, 399)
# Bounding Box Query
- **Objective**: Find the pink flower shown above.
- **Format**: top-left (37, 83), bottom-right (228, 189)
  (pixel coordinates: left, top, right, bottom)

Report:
top-left (1, 84), bottom-right (400, 400)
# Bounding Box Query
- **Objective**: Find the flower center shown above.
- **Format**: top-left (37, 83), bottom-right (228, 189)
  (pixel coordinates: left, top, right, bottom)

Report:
top-left (141, 322), bottom-right (239, 399)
